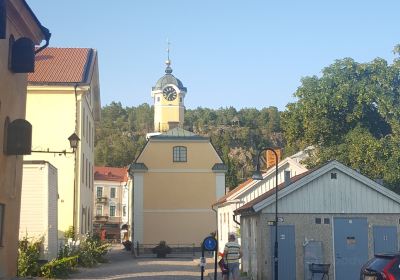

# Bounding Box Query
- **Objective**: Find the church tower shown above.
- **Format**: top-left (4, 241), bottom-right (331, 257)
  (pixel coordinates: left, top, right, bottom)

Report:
top-left (151, 52), bottom-right (187, 132)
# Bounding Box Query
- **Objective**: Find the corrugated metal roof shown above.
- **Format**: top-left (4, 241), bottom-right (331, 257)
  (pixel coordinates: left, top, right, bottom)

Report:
top-left (152, 127), bottom-right (208, 140)
top-left (94, 166), bottom-right (128, 182)
top-left (28, 47), bottom-right (93, 84)
top-left (235, 169), bottom-right (313, 214)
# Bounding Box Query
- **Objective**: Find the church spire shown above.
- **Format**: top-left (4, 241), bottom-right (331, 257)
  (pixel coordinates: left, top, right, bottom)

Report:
top-left (165, 39), bottom-right (173, 74)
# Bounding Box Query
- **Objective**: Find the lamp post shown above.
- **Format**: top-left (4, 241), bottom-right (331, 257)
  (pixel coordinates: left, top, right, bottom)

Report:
top-left (252, 148), bottom-right (279, 280)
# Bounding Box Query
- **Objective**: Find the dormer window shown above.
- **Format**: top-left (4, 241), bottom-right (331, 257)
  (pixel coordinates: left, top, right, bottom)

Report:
top-left (173, 146), bottom-right (187, 162)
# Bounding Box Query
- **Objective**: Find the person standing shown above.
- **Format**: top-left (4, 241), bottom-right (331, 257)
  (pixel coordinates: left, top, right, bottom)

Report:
top-left (223, 233), bottom-right (242, 280)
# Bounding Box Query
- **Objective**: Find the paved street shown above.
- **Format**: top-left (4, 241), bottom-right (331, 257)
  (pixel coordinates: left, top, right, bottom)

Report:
top-left (69, 244), bottom-right (220, 280)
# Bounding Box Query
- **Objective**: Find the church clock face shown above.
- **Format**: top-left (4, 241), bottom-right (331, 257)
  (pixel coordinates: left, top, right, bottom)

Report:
top-left (163, 86), bottom-right (177, 101)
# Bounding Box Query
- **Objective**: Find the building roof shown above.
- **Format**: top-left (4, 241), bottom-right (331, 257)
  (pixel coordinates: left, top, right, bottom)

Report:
top-left (234, 160), bottom-right (400, 215)
top-left (151, 127), bottom-right (208, 140)
top-left (234, 169), bottom-right (314, 215)
top-left (213, 155), bottom-right (308, 207)
top-left (152, 63), bottom-right (187, 91)
top-left (213, 178), bottom-right (254, 206)
top-left (94, 166), bottom-right (128, 182)
top-left (28, 47), bottom-right (95, 84)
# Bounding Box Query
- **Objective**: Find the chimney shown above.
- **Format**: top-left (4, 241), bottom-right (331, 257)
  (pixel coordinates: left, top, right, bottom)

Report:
top-left (284, 170), bottom-right (291, 186)
top-left (265, 148), bottom-right (282, 169)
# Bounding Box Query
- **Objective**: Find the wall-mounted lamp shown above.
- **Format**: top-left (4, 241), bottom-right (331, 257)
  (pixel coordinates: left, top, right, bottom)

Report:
top-left (3, 119), bottom-right (79, 156)
top-left (31, 132), bottom-right (80, 155)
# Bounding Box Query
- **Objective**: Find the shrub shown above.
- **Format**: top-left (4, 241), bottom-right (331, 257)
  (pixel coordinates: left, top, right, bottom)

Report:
top-left (40, 256), bottom-right (78, 278)
top-left (78, 234), bottom-right (110, 267)
top-left (17, 236), bottom-right (43, 277)
top-left (64, 226), bottom-right (75, 240)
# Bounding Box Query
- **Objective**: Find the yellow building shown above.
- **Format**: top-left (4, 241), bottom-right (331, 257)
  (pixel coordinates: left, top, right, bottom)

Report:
top-left (129, 60), bottom-right (226, 248)
top-left (152, 58), bottom-right (186, 132)
top-left (25, 47), bottom-right (101, 238)
top-left (0, 0), bottom-right (49, 277)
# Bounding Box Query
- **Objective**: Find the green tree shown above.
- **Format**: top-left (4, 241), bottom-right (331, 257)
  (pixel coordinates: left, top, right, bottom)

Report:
top-left (282, 49), bottom-right (400, 190)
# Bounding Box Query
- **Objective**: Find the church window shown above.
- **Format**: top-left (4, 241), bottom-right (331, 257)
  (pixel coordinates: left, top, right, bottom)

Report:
top-left (173, 146), bottom-right (187, 162)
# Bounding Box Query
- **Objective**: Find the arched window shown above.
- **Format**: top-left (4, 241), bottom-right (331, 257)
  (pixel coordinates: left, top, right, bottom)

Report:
top-left (173, 146), bottom-right (187, 162)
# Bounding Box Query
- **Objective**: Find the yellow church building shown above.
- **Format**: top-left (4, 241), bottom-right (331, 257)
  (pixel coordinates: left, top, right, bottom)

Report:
top-left (129, 59), bottom-right (226, 248)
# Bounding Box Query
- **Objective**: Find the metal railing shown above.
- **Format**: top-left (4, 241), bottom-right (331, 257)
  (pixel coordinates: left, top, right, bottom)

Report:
top-left (135, 242), bottom-right (199, 257)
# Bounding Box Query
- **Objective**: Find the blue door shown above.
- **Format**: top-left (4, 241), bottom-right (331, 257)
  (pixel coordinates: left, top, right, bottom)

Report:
top-left (334, 218), bottom-right (368, 280)
top-left (373, 226), bottom-right (398, 254)
top-left (270, 225), bottom-right (296, 280)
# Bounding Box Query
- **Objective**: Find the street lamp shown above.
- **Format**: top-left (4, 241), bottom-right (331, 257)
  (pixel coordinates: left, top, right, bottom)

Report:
top-left (31, 132), bottom-right (80, 155)
top-left (252, 147), bottom-right (279, 280)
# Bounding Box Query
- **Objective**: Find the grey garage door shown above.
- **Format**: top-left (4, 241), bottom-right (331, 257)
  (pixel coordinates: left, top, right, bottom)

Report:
top-left (373, 226), bottom-right (398, 254)
top-left (270, 225), bottom-right (296, 280)
top-left (334, 217), bottom-right (368, 280)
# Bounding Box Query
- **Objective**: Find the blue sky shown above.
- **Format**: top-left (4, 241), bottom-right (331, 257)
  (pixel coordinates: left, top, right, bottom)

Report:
top-left (28, 0), bottom-right (400, 111)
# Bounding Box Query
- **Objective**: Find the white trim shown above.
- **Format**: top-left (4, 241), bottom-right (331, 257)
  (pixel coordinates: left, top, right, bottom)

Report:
top-left (253, 160), bottom-right (400, 213)
top-left (133, 174), bottom-right (144, 244)
top-left (143, 209), bottom-right (214, 213)
top-left (148, 169), bottom-right (212, 173)
top-left (216, 173), bottom-right (225, 200)
top-left (229, 158), bottom-right (307, 201)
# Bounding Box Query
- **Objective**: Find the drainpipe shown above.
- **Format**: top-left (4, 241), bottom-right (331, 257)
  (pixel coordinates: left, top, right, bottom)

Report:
top-left (72, 84), bottom-right (79, 236)
top-left (233, 214), bottom-right (240, 226)
top-left (35, 26), bottom-right (51, 54)
top-left (211, 205), bottom-right (219, 249)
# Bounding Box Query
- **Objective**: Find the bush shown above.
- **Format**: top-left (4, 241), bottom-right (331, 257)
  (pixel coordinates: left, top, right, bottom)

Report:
top-left (18, 236), bottom-right (43, 277)
top-left (40, 256), bottom-right (78, 278)
top-left (78, 234), bottom-right (110, 267)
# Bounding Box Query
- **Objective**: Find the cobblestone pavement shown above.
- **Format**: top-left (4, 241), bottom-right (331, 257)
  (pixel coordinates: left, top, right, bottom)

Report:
top-left (69, 244), bottom-right (218, 280)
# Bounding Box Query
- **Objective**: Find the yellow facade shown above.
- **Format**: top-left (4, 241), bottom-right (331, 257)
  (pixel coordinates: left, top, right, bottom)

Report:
top-left (25, 56), bottom-right (100, 239)
top-left (130, 132), bottom-right (226, 247)
top-left (0, 0), bottom-right (46, 277)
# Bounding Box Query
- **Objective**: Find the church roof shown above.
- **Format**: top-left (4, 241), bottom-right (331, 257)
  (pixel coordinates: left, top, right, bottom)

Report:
top-left (151, 127), bottom-right (208, 140)
top-left (152, 60), bottom-right (187, 91)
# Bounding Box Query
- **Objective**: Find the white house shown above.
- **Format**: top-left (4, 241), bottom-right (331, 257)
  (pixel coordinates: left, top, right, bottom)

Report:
top-left (20, 161), bottom-right (58, 260)
top-left (236, 160), bottom-right (400, 280)
top-left (213, 152), bottom-right (308, 251)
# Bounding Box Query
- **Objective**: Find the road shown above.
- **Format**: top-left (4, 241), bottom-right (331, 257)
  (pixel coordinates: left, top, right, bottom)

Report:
top-left (69, 244), bottom-right (219, 280)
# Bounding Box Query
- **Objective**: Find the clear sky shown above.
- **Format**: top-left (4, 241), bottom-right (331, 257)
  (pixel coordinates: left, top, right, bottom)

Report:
top-left (27, 0), bottom-right (400, 111)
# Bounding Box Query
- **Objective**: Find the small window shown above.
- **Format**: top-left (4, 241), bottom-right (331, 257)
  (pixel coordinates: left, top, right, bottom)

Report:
top-left (110, 205), bottom-right (116, 217)
top-left (96, 187), bottom-right (103, 198)
top-left (315, 218), bottom-right (322, 224)
top-left (180, 97), bottom-right (182, 102)
top-left (110, 188), bottom-right (116, 198)
top-left (173, 146), bottom-right (187, 162)
top-left (324, 218), bottom-right (330, 224)
top-left (157, 97), bottom-right (160, 102)
top-left (123, 206), bottom-right (127, 217)
top-left (96, 205), bottom-right (102, 215)
top-left (331, 173), bottom-right (337, 179)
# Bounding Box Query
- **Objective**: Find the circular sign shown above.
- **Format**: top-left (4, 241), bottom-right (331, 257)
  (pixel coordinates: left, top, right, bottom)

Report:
top-left (203, 236), bottom-right (217, 251)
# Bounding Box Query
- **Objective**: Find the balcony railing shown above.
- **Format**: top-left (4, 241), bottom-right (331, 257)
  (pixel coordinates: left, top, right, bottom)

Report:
top-left (94, 215), bottom-right (109, 222)
top-left (96, 197), bottom-right (108, 204)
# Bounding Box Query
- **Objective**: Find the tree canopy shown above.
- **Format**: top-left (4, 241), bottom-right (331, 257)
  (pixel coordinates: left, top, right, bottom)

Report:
top-left (94, 103), bottom-right (283, 189)
top-left (282, 47), bottom-right (400, 191)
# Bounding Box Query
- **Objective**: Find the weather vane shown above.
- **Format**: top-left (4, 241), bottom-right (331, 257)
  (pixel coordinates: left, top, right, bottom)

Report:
top-left (166, 38), bottom-right (171, 66)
